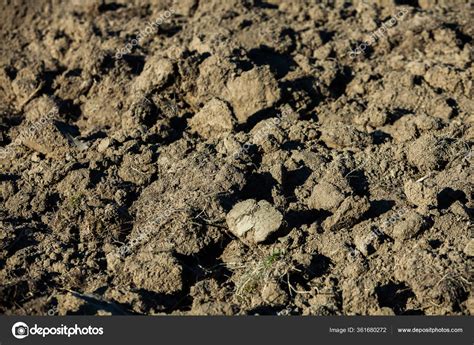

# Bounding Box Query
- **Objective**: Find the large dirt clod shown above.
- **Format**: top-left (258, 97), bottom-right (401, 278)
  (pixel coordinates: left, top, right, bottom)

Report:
top-left (226, 199), bottom-right (283, 244)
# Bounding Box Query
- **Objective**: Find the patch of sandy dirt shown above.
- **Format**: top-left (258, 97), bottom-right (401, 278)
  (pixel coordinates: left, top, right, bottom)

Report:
top-left (0, 0), bottom-right (472, 316)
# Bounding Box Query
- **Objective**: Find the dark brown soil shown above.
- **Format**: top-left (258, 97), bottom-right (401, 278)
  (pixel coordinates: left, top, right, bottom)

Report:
top-left (0, 0), bottom-right (472, 316)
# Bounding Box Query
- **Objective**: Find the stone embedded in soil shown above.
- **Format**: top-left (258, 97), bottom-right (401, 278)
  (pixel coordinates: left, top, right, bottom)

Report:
top-left (323, 196), bottom-right (370, 231)
top-left (407, 134), bottom-right (448, 172)
top-left (308, 181), bottom-right (346, 212)
top-left (226, 199), bottom-right (283, 244)
top-left (189, 98), bottom-right (236, 139)
top-left (391, 210), bottom-right (429, 241)
top-left (225, 66), bottom-right (281, 124)
top-left (125, 252), bottom-right (183, 294)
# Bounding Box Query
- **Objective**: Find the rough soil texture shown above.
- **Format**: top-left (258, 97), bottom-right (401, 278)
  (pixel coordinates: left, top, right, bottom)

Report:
top-left (0, 0), bottom-right (473, 316)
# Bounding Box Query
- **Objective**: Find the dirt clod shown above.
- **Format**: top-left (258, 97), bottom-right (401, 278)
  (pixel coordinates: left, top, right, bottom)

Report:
top-left (125, 252), bottom-right (183, 294)
top-left (391, 210), bottom-right (429, 241)
top-left (189, 98), bottom-right (236, 139)
top-left (225, 66), bottom-right (281, 124)
top-left (226, 199), bottom-right (283, 244)
top-left (407, 134), bottom-right (449, 172)
top-left (308, 181), bottom-right (346, 212)
top-left (323, 196), bottom-right (371, 232)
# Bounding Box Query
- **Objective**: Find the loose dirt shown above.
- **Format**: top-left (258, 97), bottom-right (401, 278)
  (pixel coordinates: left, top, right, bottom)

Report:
top-left (0, 0), bottom-right (472, 316)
